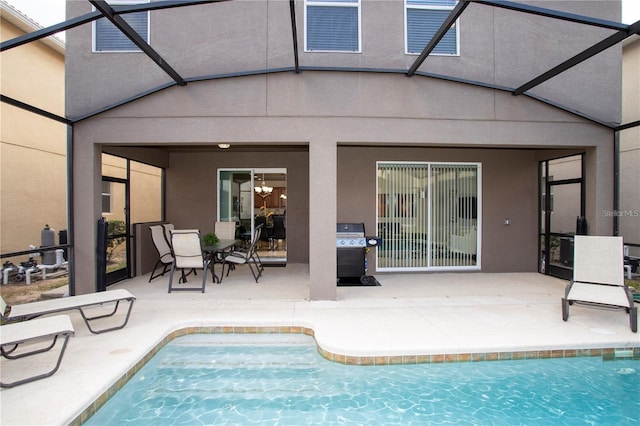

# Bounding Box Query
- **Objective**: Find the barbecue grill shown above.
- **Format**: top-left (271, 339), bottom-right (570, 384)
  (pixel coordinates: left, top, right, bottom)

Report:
top-left (337, 223), bottom-right (374, 285)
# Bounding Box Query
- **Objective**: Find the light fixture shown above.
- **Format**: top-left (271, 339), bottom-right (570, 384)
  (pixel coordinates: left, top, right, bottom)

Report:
top-left (254, 174), bottom-right (273, 210)
top-left (217, 143), bottom-right (230, 149)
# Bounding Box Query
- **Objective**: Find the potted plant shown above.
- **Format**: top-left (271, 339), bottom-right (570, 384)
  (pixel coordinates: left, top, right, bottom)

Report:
top-left (202, 232), bottom-right (219, 245)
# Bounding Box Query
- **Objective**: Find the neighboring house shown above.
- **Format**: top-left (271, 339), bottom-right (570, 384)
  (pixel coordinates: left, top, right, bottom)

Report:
top-left (620, 35), bottom-right (640, 258)
top-left (0, 1), bottom-right (162, 275)
top-left (54, 0), bottom-right (631, 299)
top-left (0, 1), bottom-right (66, 256)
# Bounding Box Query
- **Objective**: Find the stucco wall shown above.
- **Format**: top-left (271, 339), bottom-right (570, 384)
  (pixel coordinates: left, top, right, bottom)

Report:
top-left (165, 150), bottom-right (309, 264)
top-left (66, 1), bottom-right (621, 299)
top-left (65, 0), bottom-right (622, 122)
top-left (1, 14), bottom-right (66, 255)
top-left (338, 146), bottom-right (540, 273)
top-left (69, 71), bottom-right (613, 297)
top-left (620, 37), bottom-right (640, 256)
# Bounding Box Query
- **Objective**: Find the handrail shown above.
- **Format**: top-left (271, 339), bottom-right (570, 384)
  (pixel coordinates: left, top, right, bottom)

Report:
top-left (0, 245), bottom-right (72, 260)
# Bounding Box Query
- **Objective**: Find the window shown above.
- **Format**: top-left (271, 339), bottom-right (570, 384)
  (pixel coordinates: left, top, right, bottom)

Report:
top-left (406, 0), bottom-right (458, 55)
top-left (94, 1), bottom-right (149, 52)
top-left (305, 0), bottom-right (360, 52)
top-left (377, 162), bottom-right (480, 271)
top-left (102, 181), bottom-right (112, 214)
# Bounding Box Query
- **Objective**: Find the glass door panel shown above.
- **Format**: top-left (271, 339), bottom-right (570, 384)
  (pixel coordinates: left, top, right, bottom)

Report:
top-left (548, 182), bottom-right (581, 269)
top-left (218, 169), bottom-right (253, 245)
top-left (539, 154), bottom-right (584, 280)
top-left (377, 162), bottom-right (479, 271)
top-left (218, 169), bottom-right (287, 263)
top-left (102, 178), bottom-right (129, 285)
top-left (431, 164), bottom-right (478, 268)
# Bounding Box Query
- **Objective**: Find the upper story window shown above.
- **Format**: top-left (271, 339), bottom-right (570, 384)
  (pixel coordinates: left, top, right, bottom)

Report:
top-left (406, 0), bottom-right (458, 55)
top-left (93, 1), bottom-right (149, 52)
top-left (305, 0), bottom-right (361, 52)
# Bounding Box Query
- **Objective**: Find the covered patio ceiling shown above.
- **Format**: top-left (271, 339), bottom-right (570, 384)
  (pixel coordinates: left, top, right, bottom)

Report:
top-left (1, 0), bottom-right (639, 130)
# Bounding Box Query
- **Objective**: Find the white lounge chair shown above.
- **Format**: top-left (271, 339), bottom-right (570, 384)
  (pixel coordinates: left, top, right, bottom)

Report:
top-left (562, 236), bottom-right (637, 332)
top-left (1, 315), bottom-right (74, 388)
top-left (1, 289), bottom-right (136, 334)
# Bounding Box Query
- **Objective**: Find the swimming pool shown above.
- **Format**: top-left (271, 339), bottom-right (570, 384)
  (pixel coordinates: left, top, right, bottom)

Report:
top-left (86, 334), bottom-right (639, 425)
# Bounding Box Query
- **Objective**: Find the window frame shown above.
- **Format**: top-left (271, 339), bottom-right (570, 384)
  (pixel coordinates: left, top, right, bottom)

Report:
top-left (101, 181), bottom-right (112, 214)
top-left (304, 0), bottom-right (362, 53)
top-left (92, 1), bottom-right (150, 53)
top-left (405, 0), bottom-right (460, 56)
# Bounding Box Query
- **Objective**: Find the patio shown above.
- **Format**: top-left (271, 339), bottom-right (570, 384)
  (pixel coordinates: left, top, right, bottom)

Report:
top-left (1, 266), bottom-right (638, 425)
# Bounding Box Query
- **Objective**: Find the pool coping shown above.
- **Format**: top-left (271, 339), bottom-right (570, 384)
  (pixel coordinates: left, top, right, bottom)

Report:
top-left (70, 325), bottom-right (640, 426)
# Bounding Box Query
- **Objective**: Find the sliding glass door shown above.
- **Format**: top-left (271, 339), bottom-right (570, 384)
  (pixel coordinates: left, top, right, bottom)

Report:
top-left (218, 169), bottom-right (287, 263)
top-left (377, 162), bottom-right (481, 271)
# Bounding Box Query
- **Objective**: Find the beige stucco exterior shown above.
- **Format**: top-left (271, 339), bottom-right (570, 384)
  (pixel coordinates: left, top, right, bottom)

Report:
top-left (1, 3), bottom-right (163, 267)
top-left (64, 0), bottom-right (623, 299)
top-left (620, 35), bottom-right (640, 257)
top-left (0, 3), bottom-right (66, 255)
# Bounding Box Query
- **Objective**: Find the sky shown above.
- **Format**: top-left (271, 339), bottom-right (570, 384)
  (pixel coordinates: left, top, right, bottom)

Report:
top-left (3, 0), bottom-right (640, 39)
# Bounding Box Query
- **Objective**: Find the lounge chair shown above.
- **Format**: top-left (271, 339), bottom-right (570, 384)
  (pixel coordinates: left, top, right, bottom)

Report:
top-left (1, 289), bottom-right (136, 334)
top-left (149, 224), bottom-right (174, 282)
top-left (168, 229), bottom-right (211, 293)
top-left (562, 235), bottom-right (637, 332)
top-left (0, 315), bottom-right (74, 388)
top-left (222, 223), bottom-right (264, 283)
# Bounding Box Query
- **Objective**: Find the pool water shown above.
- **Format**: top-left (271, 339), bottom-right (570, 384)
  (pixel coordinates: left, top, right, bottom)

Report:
top-left (86, 334), bottom-right (639, 425)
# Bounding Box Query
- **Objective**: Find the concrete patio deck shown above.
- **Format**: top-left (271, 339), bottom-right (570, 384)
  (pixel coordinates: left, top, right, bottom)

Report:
top-left (1, 265), bottom-right (638, 425)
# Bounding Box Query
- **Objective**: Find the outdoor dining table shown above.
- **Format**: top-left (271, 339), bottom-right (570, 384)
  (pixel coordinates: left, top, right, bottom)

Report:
top-left (201, 239), bottom-right (240, 283)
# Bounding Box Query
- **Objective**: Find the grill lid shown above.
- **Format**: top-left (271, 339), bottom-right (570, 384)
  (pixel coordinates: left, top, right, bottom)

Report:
top-left (336, 223), bottom-right (365, 236)
top-left (337, 223), bottom-right (366, 248)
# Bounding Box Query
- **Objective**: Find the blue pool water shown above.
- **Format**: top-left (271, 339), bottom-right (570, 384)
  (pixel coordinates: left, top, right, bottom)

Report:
top-left (86, 334), bottom-right (639, 425)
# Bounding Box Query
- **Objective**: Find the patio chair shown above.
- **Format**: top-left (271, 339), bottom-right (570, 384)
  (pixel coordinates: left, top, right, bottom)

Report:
top-left (1, 289), bottom-right (136, 334)
top-left (222, 223), bottom-right (264, 283)
top-left (168, 229), bottom-right (211, 293)
top-left (0, 315), bottom-right (74, 388)
top-left (271, 215), bottom-right (286, 247)
top-left (149, 224), bottom-right (173, 282)
top-left (163, 223), bottom-right (174, 245)
top-left (214, 221), bottom-right (236, 240)
top-left (214, 221), bottom-right (238, 269)
top-left (562, 235), bottom-right (637, 332)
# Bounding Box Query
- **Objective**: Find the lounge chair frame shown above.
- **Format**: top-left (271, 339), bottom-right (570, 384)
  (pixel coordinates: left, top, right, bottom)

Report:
top-left (0, 315), bottom-right (74, 388)
top-left (561, 235), bottom-right (637, 333)
top-left (1, 289), bottom-right (136, 334)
